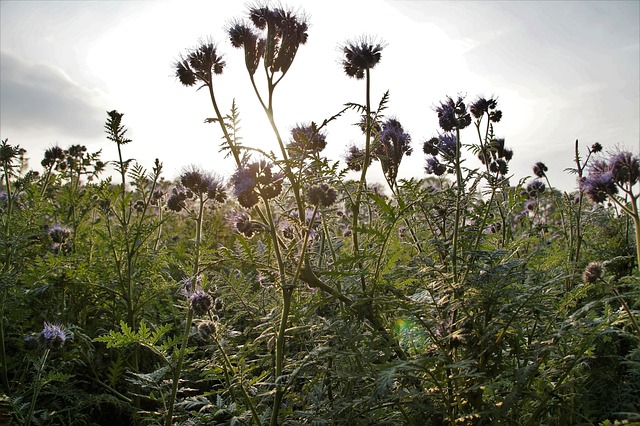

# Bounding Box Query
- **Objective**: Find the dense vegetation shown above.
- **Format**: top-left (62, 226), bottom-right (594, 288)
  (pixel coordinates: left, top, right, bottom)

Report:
top-left (1, 4), bottom-right (639, 425)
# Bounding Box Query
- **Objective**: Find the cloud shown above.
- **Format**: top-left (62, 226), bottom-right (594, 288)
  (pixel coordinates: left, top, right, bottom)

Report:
top-left (0, 50), bottom-right (106, 139)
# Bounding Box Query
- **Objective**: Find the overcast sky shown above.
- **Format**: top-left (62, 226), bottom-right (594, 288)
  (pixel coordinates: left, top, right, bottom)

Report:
top-left (1, 0), bottom-right (638, 192)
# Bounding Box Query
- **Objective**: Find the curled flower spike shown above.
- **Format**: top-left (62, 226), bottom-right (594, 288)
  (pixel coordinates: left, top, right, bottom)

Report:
top-left (230, 160), bottom-right (283, 208)
top-left (179, 166), bottom-right (227, 203)
top-left (189, 290), bottom-right (214, 316)
top-left (375, 118), bottom-right (413, 183)
top-left (341, 36), bottom-right (385, 79)
top-left (583, 261), bottom-right (603, 284)
top-left (526, 180), bottom-right (546, 198)
top-left (344, 144), bottom-right (371, 172)
top-left (469, 96), bottom-right (502, 122)
top-left (580, 172), bottom-right (618, 203)
top-left (610, 151), bottom-right (639, 186)
top-left (287, 123), bottom-right (327, 158)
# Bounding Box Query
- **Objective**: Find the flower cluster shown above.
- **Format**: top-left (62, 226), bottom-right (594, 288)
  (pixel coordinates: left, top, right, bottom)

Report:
top-left (286, 123), bottom-right (327, 159)
top-left (423, 134), bottom-right (459, 176)
top-left (525, 179), bottom-right (546, 198)
top-left (230, 160), bottom-right (283, 208)
top-left (477, 138), bottom-right (513, 176)
top-left (580, 151), bottom-right (639, 203)
top-left (231, 210), bottom-right (265, 238)
top-left (189, 290), bottom-right (214, 316)
top-left (469, 96), bottom-right (502, 123)
top-left (306, 183), bottom-right (338, 207)
top-left (42, 322), bottom-right (68, 350)
top-left (374, 118), bottom-right (413, 183)
top-left (175, 39), bottom-right (226, 87)
top-left (533, 162), bottom-right (548, 178)
top-left (435, 96), bottom-right (472, 132)
top-left (180, 166), bottom-right (227, 203)
top-left (47, 224), bottom-right (72, 254)
top-left (583, 261), bottom-right (603, 284)
top-left (341, 36), bottom-right (385, 79)
top-left (228, 5), bottom-right (308, 76)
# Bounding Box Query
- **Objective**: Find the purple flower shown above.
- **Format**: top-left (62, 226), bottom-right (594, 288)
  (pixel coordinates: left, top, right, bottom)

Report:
top-left (425, 157), bottom-right (446, 176)
top-left (435, 96), bottom-right (471, 132)
top-left (526, 180), bottom-right (546, 198)
top-left (42, 322), bottom-right (67, 350)
top-left (189, 290), bottom-right (213, 316)
top-left (583, 261), bottom-right (603, 284)
top-left (175, 39), bottom-right (225, 86)
top-left (581, 171), bottom-right (617, 203)
top-left (375, 118), bottom-right (413, 182)
top-left (344, 145), bottom-right (370, 172)
top-left (287, 123), bottom-right (327, 157)
top-left (341, 36), bottom-right (385, 79)
top-left (48, 224), bottom-right (71, 244)
top-left (306, 183), bottom-right (338, 207)
top-left (436, 133), bottom-right (458, 159)
top-left (533, 162), bottom-right (548, 178)
top-left (610, 151), bottom-right (639, 186)
top-left (469, 97), bottom-right (500, 121)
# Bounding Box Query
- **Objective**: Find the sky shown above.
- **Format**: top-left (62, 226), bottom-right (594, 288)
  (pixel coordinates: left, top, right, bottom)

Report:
top-left (1, 0), bottom-right (638, 193)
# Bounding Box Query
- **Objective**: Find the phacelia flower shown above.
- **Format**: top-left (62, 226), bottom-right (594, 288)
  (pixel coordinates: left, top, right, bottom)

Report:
top-left (469, 97), bottom-right (501, 123)
top-left (590, 142), bottom-right (603, 153)
top-left (375, 118), bottom-right (413, 183)
top-left (581, 171), bottom-right (618, 203)
top-left (610, 151), bottom-right (639, 186)
top-left (175, 39), bottom-right (225, 87)
top-left (423, 137), bottom-right (439, 156)
top-left (166, 188), bottom-right (189, 212)
top-left (287, 123), bottom-right (327, 158)
top-left (344, 144), bottom-right (370, 172)
top-left (425, 157), bottom-right (447, 176)
top-left (435, 133), bottom-right (458, 159)
top-left (42, 322), bottom-right (67, 350)
top-left (526, 180), bottom-right (546, 198)
top-left (48, 224), bottom-right (71, 244)
top-left (533, 162), bottom-right (548, 178)
top-left (306, 183), bottom-right (338, 207)
top-left (189, 290), bottom-right (214, 316)
top-left (341, 36), bottom-right (385, 79)
top-left (583, 261), bottom-right (603, 284)
top-left (231, 160), bottom-right (283, 208)
top-left (180, 166), bottom-right (227, 203)
top-left (435, 96), bottom-right (472, 132)
top-left (232, 210), bottom-right (264, 238)
top-left (41, 146), bottom-right (66, 168)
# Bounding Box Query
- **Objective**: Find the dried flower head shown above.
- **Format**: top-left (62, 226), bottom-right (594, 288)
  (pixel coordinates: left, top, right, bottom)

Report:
top-left (42, 322), bottom-right (67, 350)
top-left (341, 36), bottom-right (385, 79)
top-left (583, 261), bottom-right (603, 284)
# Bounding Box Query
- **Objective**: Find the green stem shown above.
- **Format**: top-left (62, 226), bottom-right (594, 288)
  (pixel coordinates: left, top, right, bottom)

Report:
top-left (25, 348), bottom-right (50, 426)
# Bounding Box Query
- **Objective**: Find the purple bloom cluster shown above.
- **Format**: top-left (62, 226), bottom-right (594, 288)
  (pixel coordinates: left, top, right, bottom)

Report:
top-left (469, 96), bottom-right (502, 123)
top-left (42, 322), bottom-right (67, 350)
top-left (533, 162), bottom-right (548, 178)
top-left (341, 36), bottom-right (385, 79)
top-left (180, 166), bottom-right (227, 203)
top-left (175, 39), bottom-right (226, 86)
top-left (375, 118), bottom-right (413, 182)
top-left (580, 150), bottom-right (639, 203)
top-left (526, 180), bottom-right (546, 198)
top-left (189, 290), bottom-right (213, 316)
top-left (230, 160), bottom-right (283, 208)
top-left (228, 5), bottom-right (308, 76)
top-left (287, 123), bottom-right (327, 159)
top-left (423, 133), bottom-right (460, 176)
top-left (306, 183), bottom-right (338, 207)
top-left (477, 138), bottom-right (513, 177)
top-left (435, 96), bottom-right (472, 132)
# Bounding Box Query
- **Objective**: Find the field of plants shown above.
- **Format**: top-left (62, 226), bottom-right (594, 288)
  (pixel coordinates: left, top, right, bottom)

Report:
top-left (1, 4), bottom-right (639, 425)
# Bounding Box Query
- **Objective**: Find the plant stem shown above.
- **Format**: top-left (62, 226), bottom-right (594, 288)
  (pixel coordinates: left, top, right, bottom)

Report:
top-left (25, 348), bottom-right (50, 426)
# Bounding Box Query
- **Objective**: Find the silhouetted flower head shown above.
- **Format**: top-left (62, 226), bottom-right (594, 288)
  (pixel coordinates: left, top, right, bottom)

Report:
top-left (175, 39), bottom-right (225, 86)
top-left (180, 166), bottom-right (227, 203)
top-left (232, 210), bottom-right (264, 238)
top-left (435, 96), bottom-right (472, 132)
top-left (341, 36), bottom-right (385, 79)
top-left (42, 322), bottom-right (67, 350)
top-left (189, 290), bottom-right (213, 316)
top-left (344, 144), bottom-right (370, 172)
top-left (469, 97), bottom-right (501, 122)
top-left (581, 171), bottom-right (617, 203)
top-left (423, 137), bottom-right (439, 156)
top-left (533, 162), bottom-right (548, 178)
top-left (610, 151), bottom-right (639, 186)
top-left (287, 123), bottom-right (327, 158)
top-left (231, 160), bottom-right (282, 208)
top-left (41, 146), bottom-right (66, 168)
top-left (435, 133), bottom-right (458, 159)
top-left (167, 188), bottom-right (189, 212)
top-left (375, 118), bottom-right (413, 182)
top-left (583, 261), bottom-right (603, 284)
top-left (230, 4), bottom-right (308, 75)
top-left (306, 183), bottom-right (338, 207)
top-left (0, 140), bottom-right (26, 165)
top-left (591, 142), bottom-right (603, 153)
top-left (489, 158), bottom-right (508, 175)
top-left (425, 157), bottom-right (446, 176)
top-left (526, 180), bottom-right (546, 198)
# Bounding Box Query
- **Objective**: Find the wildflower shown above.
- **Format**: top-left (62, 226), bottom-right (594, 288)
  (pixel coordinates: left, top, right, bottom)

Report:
top-left (230, 160), bottom-right (282, 208)
top-left (423, 137), bottom-right (439, 156)
top-left (341, 36), bottom-right (385, 79)
top-left (197, 320), bottom-right (217, 337)
top-left (375, 118), bottom-right (413, 182)
top-left (41, 146), bottom-right (66, 168)
top-left (581, 171), bottom-right (617, 203)
top-left (582, 261), bottom-right (603, 284)
top-left (489, 158), bottom-right (508, 175)
top-left (425, 157), bottom-right (446, 176)
top-left (175, 39), bottom-right (225, 87)
top-left (213, 297), bottom-right (224, 313)
top-left (48, 224), bottom-right (71, 244)
top-left (469, 97), bottom-right (501, 122)
top-left (42, 322), bottom-right (67, 350)
top-left (233, 211), bottom-right (263, 238)
top-left (166, 188), bottom-right (188, 212)
top-left (344, 145), bottom-right (370, 172)
top-left (306, 183), bottom-right (338, 207)
top-left (610, 151), bottom-right (639, 186)
top-left (287, 123), bottom-right (327, 158)
top-left (189, 290), bottom-right (213, 316)
top-left (526, 180), bottom-right (546, 198)
top-left (533, 162), bottom-right (548, 178)
top-left (435, 96), bottom-right (471, 132)
top-left (227, 20), bottom-right (263, 75)
top-left (435, 133), bottom-right (458, 159)
top-left (590, 142), bottom-right (603, 153)
top-left (180, 166), bottom-right (227, 203)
